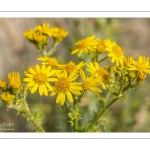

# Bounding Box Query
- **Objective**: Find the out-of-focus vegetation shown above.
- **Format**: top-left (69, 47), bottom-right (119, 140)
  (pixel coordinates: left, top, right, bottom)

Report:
top-left (0, 18), bottom-right (150, 132)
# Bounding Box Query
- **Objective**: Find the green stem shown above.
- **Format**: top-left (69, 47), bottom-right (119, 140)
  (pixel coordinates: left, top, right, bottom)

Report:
top-left (98, 56), bottom-right (108, 63)
top-left (85, 84), bottom-right (125, 132)
top-left (73, 105), bottom-right (78, 132)
top-left (46, 42), bottom-right (59, 56)
top-left (9, 97), bottom-right (45, 132)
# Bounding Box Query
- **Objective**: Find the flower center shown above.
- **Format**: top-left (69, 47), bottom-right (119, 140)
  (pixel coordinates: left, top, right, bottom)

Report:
top-left (65, 62), bottom-right (76, 74)
top-left (56, 77), bottom-right (70, 92)
top-left (82, 81), bottom-right (91, 90)
top-left (112, 45), bottom-right (123, 57)
top-left (96, 68), bottom-right (109, 80)
top-left (34, 73), bottom-right (47, 84)
top-left (46, 58), bottom-right (58, 67)
top-left (78, 39), bottom-right (89, 49)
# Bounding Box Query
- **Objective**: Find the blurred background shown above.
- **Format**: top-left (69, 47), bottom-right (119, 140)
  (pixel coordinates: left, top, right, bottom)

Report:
top-left (0, 18), bottom-right (150, 132)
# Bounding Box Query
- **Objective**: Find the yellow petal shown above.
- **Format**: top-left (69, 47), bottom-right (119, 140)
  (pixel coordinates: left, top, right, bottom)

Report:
top-left (56, 93), bottom-right (63, 104)
top-left (71, 49), bottom-right (79, 55)
top-left (42, 65), bottom-right (46, 72)
top-left (24, 73), bottom-right (34, 77)
top-left (60, 93), bottom-right (65, 105)
top-left (29, 68), bottom-right (36, 75)
top-left (27, 82), bottom-right (35, 87)
top-left (31, 84), bottom-right (38, 94)
top-left (70, 89), bottom-right (81, 95)
top-left (80, 69), bottom-right (86, 81)
top-left (39, 84), bottom-right (44, 96)
top-left (36, 64), bottom-right (41, 73)
top-left (23, 78), bottom-right (32, 82)
top-left (50, 91), bottom-right (57, 97)
top-left (66, 91), bottom-right (73, 103)
top-left (45, 82), bottom-right (52, 90)
top-left (78, 49), bottom-right (83, 57)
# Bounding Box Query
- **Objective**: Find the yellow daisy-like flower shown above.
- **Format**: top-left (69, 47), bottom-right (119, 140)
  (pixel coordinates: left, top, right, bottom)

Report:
top-left (52, 27), bottom-right (68, 42)
top-left (8, 72), bottom-right (21, 89)
top-left (23, 64), bottom-right (58, 96)
top-left (123, 56), bottom-right (134, 67)
top-left (0, 92), bottom-right (15, 104)
top-left (96, 38), bottom-right (106, 53)
top-left (38, 57), bottom-right (59, 67)
top-left (86, 62), bottom-right (113, 89)
top-left (63, 61), bottom-right (85, 75)
top-left (128, 55), bottom-right (150, 74)
top-left (34, 23), bottom-right (53, 36)
top-left (24, 29), bottom-right (34, 41)
top-left (80, 70), bottom-right (102, 96)
top-left (50, 71), bottom-right (83, 105)
top-left (32, 31), bottom-right (48, 43)
top-left (105, 39), bottom-right (125, 66)
top-left (137, 71), bottom-right (147, 80)
top-left (0, 79), bottom-right (8, 91)
top-left (71, 35), bottom-right (99, 57)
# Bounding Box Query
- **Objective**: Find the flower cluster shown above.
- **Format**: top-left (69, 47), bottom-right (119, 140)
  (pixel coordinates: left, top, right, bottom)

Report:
top-left (0, 72), bottom-right (21, 104)
top-left (24, 23), bottom-right (68, 52)
top-left (23, 56), bottom-right (109, 105)
top-left (23, 29), bottom-right (150, 106)
top-left (71, 35), bottom-right (150, 82)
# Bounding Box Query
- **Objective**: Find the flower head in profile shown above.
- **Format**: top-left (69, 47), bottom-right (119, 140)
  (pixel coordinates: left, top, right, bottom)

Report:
top-left (23, 64), bottom-right (58, 96)
top-left (123, 56), bottom-right (134, 67)
top-left (0, 79), bottom-right (8, 91)
top-left (96, 38), bottom-right (106, 53)
top-left (50, 71), bottom-right (83, 105)
top-left (38, 57), bottom-right (59, 68)
top-left (128, 55), bottom-right (150, 75)
top-left (86, 62), bottom-right (113, 89)
top-left (52, 27), bottom-right (68, 42)
top-left (80, 70), bottom-right (102, 96)
top-left (71, 35), bottom-right (99, 57)
top-left (0, 92), bottom-right (15, 104)
top-left (105, 39), bottom-right (125, 66)
top-left (137, 71), bottom-right (147, 80)
top-left (34, 23), bottom-right (53, 36)
top-left (8, 72), bottom-right (21, 90)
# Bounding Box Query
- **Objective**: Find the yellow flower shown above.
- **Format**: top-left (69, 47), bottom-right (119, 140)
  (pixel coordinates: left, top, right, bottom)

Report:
top-left (128, 55), bottom-right (150, 74)
top-left (33, 31), bottom-right (48, 43)
top-left (8, 72), bottom-right (21, 89)
top-left (105, 39), bottom-right (125, 66)
top-left (80, 70), bottom-right (102, 96)
top-left (71, 35), bottom-right (99, 57)
top-left (0, 79), bottom-right (8, 91)
top-left (0, 92), bottom-right (15, 104)
top-left (86, 62), bottom-right (113, 89)
top-left (24, 23), bottom-right (53, 48)
top-left (52, 27), bottom-right (68, 42)
top-left (34, 23), bottom-right (53, 36)
top-left (50, 71), bottom-right (83, 105)
top-left (38, 57), bottom-right (59, 67)
top-left (23, 64), bottom-right (58, 96)
top-left (63, 61), bottom-right (85, 75)
top-left (24, 30), bottom-right (34, 41)
top-left (137, 71), bottom-right (147, 80)
top-left (96, 38), bottom-right (106, 53)
top-left (123, 56), bottom-right (134, 66)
